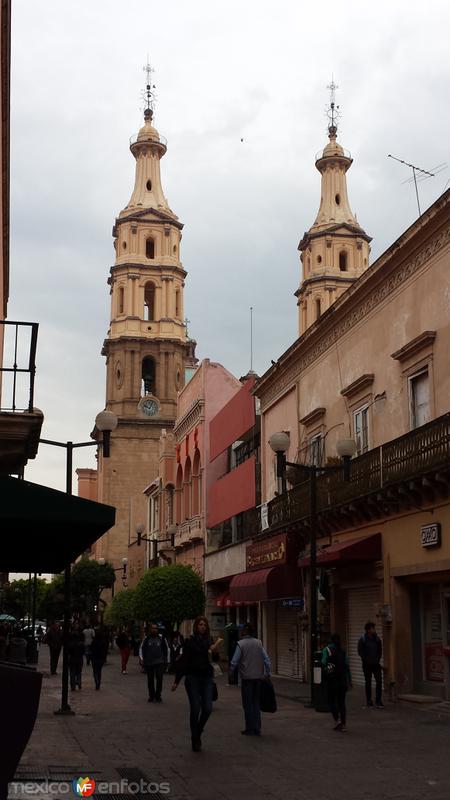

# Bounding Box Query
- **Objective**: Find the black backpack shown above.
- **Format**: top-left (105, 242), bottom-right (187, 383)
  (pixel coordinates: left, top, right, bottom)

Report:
top-left (324, 646), bottom-right (346, 682)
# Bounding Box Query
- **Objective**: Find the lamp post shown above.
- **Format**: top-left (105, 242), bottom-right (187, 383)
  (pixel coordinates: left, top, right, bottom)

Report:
top-left (269, 432), bottom-right (357, 709)
top-left (99, 557), bottom-right (128, 597)
top-left (136, 524), bottom-right (177, 568)
top-left (39, 408), bottom-right (118, 716)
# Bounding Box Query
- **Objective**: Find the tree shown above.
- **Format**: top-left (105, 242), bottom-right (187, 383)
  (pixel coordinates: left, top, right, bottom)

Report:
top-left (2, 577), bottom-right (49, 620)
top-left (39, 558), bottom-right (116, 621)
top-left (104, 588), bottom-right (136, 628)
top-left (133, 564), bottom-right (205, 630)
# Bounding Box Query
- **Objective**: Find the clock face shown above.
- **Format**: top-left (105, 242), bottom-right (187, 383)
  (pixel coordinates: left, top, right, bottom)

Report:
top-left (141, 397), bottom-right (159, 416)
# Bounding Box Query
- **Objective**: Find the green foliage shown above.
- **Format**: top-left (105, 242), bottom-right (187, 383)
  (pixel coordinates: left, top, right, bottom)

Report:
top-left (104, 588), bottom-right (136, 628)
top-left (2, 577), bottom-right (49, 620)
top-left (133, 564), bottom-right (204, 628)
top-left (39, 576), bottom-right (65, 622)
top-left (39, 558), bottom-right (116, 620)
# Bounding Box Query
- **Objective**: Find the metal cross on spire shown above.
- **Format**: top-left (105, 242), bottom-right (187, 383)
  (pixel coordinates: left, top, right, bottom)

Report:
top-left (142, 59), bottom-right (157, 119)
top-left (326, 78), bottom-right (340, 137)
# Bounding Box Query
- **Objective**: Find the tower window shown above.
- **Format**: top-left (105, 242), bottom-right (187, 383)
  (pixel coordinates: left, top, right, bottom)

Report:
top-left (142, 356), bottom-right (156, 395)
top-left (146, 238), bottom-right (155, 259)
top-left (315, 298), bottom-right (321, 319)
top-left (317, 255), bottom-right (322, 264)
top-left (144, 281), bottom-right (155, 321)
top-left (146, 179), bottom-right (152, 191)
top-left (122, 241), bottom-right (127, 250)
top-left (175, 289), bottom-right (180, 318)
top-left (118, 286), bottom-right (124, 315)
top-left (173, 245), bottom-right (177, 254)
top-left (335, 194), bottom-right (341, 205)
top-left (339, 251), bottom-right (348, 271)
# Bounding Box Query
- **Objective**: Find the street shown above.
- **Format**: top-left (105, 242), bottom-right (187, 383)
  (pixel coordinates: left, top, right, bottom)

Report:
top-left (11, 648), bottom-right (450, 800)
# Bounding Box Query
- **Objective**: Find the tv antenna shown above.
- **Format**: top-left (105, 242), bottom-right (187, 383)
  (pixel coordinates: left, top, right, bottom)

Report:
top-left (388, 154), bottom-right (447, 216)
top-left (250, 306), bottom-right (253, 372)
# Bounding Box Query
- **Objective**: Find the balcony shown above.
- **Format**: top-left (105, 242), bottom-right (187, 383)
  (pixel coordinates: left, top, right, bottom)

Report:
top-left (174, 515), bottom-right (204, 549)
top-left (0, 320), bottom-right (43, 475)
top-left (259, 413), bottom-right (450, 539)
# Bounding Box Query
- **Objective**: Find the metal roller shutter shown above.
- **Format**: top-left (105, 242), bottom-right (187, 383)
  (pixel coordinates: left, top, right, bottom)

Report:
top-left (347, 587), bottom-right (381, 686)
top-left (276, 604), bottom-right (304, 680)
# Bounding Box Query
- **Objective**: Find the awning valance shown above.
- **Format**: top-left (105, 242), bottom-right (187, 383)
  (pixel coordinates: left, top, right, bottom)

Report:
top-left (229, 565), bottom-right (301, 604)
top-left (298, 533), bottom-right (381, 568)
top-left (0, 476), bottom-right (116, 573)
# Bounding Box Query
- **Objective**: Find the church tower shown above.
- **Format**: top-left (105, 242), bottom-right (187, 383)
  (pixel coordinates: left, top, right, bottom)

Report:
top-left (93, 67), bottom-right (195, 567)
top-left (296, 83), bottom-right (371, 335)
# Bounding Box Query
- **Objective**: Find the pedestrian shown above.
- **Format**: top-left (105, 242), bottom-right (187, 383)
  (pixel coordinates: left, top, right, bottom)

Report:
top-left (322, 633), bottom-right (352, 731)
top-left (46, 621), bottom-right (63, 675)
top-left (116, 627), bottom-right (131, 674)
top-left (168, 630), bottom-right (184, 674)
top-left (358, 620), bottom-right (383, 708)
top-left (140, 622), bottom-right (168, 702)
top-left (82, 622), bottom-right (95, 666)
top-left (171, 616), bottom-right (221, 752)
top-left (91, 626), bottom-right (109, 690)
top-left (230, 623), bottom-right (271, 737)
top-left (130, 620), bottom-right (141, 657)
top-left (68, 622), bottom-right (85, 690)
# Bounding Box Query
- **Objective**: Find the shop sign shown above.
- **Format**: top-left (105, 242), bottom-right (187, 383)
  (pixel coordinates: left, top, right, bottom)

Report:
top-left (281, 598), bottom-right (304, 608)
top-left (246, 532), bottom-right (287, 571)
top-left (424, 643), bottom-right (444, 682)
top-left (421, 523), bottom-right (441, 548)
top-left (260, 503), bottom-right (269, 531)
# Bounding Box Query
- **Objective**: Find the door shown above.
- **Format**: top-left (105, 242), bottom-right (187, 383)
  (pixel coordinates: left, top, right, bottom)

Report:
top-left (347, 586), bottom-right (380, 686)
top-left (276, 603), bottom-right (303, 679)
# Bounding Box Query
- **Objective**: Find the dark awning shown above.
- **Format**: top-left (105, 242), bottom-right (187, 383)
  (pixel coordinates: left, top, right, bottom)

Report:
top-left (298, 533), bottom-right (381, 568)
top-left (0, 475), bottom-right (116, 573)
top-left (229, 565), bottom-right (301, 604)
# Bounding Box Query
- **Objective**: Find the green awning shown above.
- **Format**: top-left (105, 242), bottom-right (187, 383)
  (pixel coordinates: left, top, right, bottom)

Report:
top-left (0, 476), bottom-right (116, 573)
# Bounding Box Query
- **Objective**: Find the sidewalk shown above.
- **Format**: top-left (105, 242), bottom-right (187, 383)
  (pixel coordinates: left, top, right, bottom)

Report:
top-left (11, 648), bottom-right (450, 800)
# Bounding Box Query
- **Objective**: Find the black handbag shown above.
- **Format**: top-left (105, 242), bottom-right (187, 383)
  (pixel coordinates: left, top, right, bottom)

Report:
top-left (259, 678), bottom-right (277, 713)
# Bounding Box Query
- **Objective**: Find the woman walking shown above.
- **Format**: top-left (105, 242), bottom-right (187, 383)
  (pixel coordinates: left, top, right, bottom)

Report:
top-left (91, 626), bottom-right (109, 690)
top-left (116, 627), bottom-right (132, 674)
top-left (171, 616), bottom-right (220, 752)
top-left (68, 622), bottom-right (85, 690)
top-left (322, 632), bottom-right (352, 731)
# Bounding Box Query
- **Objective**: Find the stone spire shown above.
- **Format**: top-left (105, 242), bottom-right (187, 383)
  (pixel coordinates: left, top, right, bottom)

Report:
top-left (295, 82), bottom-right (371, 335)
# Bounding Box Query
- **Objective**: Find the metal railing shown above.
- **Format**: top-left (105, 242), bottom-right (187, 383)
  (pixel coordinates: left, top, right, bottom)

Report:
top-left (261, 413), bottom-right (450, 532)
top-left (0, 320), bottom-right (39, 412)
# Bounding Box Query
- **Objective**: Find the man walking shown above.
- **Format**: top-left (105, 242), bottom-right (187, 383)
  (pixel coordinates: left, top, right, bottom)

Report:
top-left (140, 623), bottom-right (168, 702)
top-left (82, 622), bottom-right (95, 666)
top-left (46, 621), bottom-right (63, 675)
top-left (230, 623), bottom-right (271, 736)
top-left (358, 621), bottom-right (383, 708)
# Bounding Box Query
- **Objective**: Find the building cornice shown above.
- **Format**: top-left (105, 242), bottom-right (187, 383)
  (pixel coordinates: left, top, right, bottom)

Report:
top-left (298, 223), bottom-right (372, 251)
top-left (391, 331), bottom-right (436, 363)
top-left (109, 263), bottom-right (187, 280)
top-left (255, 190), bottom-right (450, 409)
top-left (174, 398), bottom-right (205, 442)
top-left (114, 206), bottom-right (184, 232)
top-left (299, 407), bottom-right (326, 427)
top-left (341, 373), bottom-right (374, 399)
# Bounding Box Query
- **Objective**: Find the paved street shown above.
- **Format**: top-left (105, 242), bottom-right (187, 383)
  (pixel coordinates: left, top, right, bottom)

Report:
top-left (12, 648), bottom-right (450, 800)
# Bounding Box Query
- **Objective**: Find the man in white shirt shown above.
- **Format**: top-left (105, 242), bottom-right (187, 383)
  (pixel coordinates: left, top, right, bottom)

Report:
top-left (82, 624), bottom-right (95, 666)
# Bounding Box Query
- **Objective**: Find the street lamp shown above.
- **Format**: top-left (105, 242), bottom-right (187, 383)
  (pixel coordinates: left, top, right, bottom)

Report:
top-left (136, 524), bottom-right (177, 567)
top-left (39, 408), bottom-right (118, 716)
top-left (269, 431), bottom-right (357, 708)
top-left (99, 557), bottom-right (128, 597)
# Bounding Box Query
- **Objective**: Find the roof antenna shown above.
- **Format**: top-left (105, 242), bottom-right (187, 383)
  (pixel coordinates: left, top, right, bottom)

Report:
top-left (325, 77), bottom-right (340, 138)
top-left (250, 306), bottom-right (253, 373)
top-left (142, 58), bottom-right (157, 121)
top-left (388, 154), bottom-right (447, 216)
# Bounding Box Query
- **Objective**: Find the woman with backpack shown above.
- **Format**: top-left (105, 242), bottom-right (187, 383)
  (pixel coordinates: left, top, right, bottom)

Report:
top-left (322, 632), bottom-right (352, 731)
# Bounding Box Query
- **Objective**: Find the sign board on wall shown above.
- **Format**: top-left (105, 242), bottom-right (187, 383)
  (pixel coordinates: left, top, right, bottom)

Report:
top-left (421, 523), bottom-right (441, 548)
top-left (246, 533), bottom-right (288, 571)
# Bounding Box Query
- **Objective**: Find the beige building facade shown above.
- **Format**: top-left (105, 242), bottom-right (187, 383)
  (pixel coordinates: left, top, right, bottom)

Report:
top-left (256, 188), bottom-right (450, 697)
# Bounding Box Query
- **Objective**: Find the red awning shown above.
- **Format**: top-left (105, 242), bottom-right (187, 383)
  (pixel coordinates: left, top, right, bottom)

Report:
top-left (215, 592), bottom-right (228, 608)
top-left (298, 533), bottom-right (381, 568)
top-left (229, 565), bottom-right (301, 604)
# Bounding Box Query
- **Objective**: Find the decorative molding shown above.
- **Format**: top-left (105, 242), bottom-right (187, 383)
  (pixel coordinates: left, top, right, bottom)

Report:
top-left (299, 407), bottom-right (326, 427)
top-left (391, 331), bottom-right (436, 363)
top-left (174, 398), bottom-right (205, 442)
top-left (341, 373), bottom-right (374, 399)
top-left (258, 223), bottom-right (450, 411)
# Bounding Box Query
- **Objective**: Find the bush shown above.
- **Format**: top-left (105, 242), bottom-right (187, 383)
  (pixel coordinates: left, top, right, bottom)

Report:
top-left (133, 564), bottom-right (204, 629)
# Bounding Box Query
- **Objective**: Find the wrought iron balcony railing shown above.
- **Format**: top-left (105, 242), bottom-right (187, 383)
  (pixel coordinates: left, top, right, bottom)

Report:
top-left (260, 413), bottom-right (450, 535)
top-left (0, 320), bottom-right (39, 412)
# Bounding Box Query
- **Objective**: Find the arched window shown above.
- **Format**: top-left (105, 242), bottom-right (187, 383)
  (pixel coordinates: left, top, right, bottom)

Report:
top-left (175, 466), bottom-right (183, 525)
top-left (142, 356), bottom-right (156, 395)
top-left (166, 483), bottom-right (175, 527)
top-left (118, 286), bottom-right (125, 315)
top-left (144, 282), bottom-right (155, 321)
top-left (192, 450), bottom-right (201, 516)
top-left (339, 251), bottom-right (348, 271)
top-left (183, 457), bottom-right (192, 520)
top-left (146, 237), bottom-right (155, 259)
top-left (175, 289), bottom-right (180, 318)
top-left (315, 298), bottom-right (321, 320)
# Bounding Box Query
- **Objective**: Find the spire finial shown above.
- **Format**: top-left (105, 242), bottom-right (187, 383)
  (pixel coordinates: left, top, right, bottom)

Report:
top-left (142, 59), bottom-right (157, 121)
top-left (326, 77), bottom-right (340, 139)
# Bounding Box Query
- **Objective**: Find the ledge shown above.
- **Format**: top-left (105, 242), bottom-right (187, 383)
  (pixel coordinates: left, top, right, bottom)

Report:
top-left (299, 407), bottom-right (326, 427)
top-left (391, 331), bottom-right (436, 362)
top-left (341, 373), bottom-right (374, 399)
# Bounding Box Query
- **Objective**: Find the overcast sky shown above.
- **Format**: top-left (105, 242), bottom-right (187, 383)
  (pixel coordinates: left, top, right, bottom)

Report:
top-left (8, 0), bottom-right (450, 491)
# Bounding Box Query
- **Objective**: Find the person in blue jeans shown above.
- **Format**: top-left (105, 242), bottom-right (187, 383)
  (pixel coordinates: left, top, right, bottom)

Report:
top-left (230, 623), bottom-right (271, 736)
top-left (358, 621), bottom-right (383, 708)
top-left (172, 616), bottom-right (221, 752)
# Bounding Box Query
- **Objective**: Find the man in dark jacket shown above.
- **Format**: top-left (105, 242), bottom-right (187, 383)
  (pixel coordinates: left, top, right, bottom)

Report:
top-left (139, 623), bottom-right (168, 702)
top-left (358, 621), bottom-right (383, 708)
